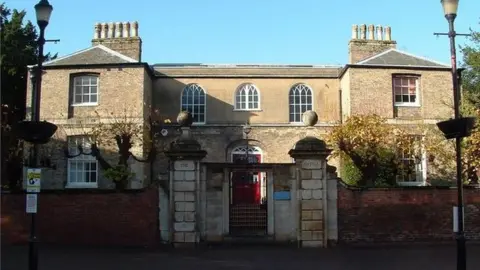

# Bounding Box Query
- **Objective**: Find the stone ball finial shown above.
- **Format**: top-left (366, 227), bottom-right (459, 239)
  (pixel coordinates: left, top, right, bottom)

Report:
top-left (177, 111), bottom-right (193, 127)
top-left (302, 110), bottom-right (318, 127)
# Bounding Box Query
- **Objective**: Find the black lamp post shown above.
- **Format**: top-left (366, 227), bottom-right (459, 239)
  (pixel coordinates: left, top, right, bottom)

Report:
top-left (436, 1), bottom-right (477, 269)
top-left (14, 1), bottom-right (55, 270)
top-left (243, 123), bottom-right (252, 162)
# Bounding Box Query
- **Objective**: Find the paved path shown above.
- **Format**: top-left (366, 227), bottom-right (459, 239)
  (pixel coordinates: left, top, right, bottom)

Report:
top-left (2, 244), bottom-right (480, 270)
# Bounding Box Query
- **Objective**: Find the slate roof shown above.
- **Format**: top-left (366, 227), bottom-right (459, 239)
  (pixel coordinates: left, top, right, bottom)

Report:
top-left (153, 64), bottom-right (343, 78)
top-left (355, 48), bottom-right (450, 68)
top-left (42, 45), bottom-right (137, 67)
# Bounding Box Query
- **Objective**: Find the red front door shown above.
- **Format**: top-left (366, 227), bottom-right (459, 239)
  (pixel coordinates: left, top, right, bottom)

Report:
top-left (231, 154), bottom-right (261, 205)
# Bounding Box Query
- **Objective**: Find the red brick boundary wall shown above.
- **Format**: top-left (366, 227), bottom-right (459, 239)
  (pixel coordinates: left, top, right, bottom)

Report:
top-left (1, 188), bottom-right (159, 247)
top-left (338, 183), bottom-right (480, 244)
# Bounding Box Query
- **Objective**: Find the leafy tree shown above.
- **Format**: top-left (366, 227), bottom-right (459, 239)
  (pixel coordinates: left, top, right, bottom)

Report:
top-left (460, 23), bottom-right (480, 109)
top-left (327, 114), bottom-right (454, 187)
top-left (0, 3), bottom-right (56, 190)
top-left (459, 22), bottom-right (480, 184)
top-left (63, 107), bottom-right (172, 190)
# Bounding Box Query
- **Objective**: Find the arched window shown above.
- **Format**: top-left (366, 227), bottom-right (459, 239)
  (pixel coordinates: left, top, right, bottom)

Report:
top-left (289, 83), bottom-right (313, 123)
top-left (181, 84), bottom-right (206, 124)
top-left (235, 83), bottom-right (260, 110)
top-left (231, 146), bottom-right (263, 163)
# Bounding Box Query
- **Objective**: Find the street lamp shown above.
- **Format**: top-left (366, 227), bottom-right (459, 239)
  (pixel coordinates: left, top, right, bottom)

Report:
top-left (243, 123), bottom-right (252, 162)
top-left (436, 1), bottom-right (477, 270)
top-left (14, 2), bottom-right (55, 270)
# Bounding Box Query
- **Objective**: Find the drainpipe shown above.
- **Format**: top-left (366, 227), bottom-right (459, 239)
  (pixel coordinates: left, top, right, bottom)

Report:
top-left (338, 89), bottom-right (343, 124)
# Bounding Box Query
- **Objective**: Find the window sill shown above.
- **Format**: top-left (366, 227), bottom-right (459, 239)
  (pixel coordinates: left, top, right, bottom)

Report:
top-left (71, 103), bottom-right (98, 107)
top-left (65, 183), bottom-right (98, 189)
top-left (394, 103), bottom-right (421, 108)
top-left (396, 181), bottom-right (426, 187)
top-left (233, 109), bottom-right (263, 112)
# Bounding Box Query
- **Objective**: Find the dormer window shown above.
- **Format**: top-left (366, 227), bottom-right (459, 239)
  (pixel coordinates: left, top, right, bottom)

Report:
top-left (72, 75), bottom-right (99, 106)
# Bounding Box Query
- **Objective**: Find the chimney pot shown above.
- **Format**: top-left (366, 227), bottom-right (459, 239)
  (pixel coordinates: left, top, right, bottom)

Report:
top-left (115, 22), bottom-right (123, 38)
top-left (368, 24), bottom-right (375, 40)
top-left (123, 22), bottom-right (131, 38)
top-left (385, 26), bottom-right (392, 41)
top-left (376, 25), bottom-right (384, 41)
top-left (100, 23), bottom-right (107, 39)
top-left (360, 24), bottom-right (366, 40)
top-left (108, 22), bottom-right (115, 38)
top-left (351, 24), bottom-right (359, 39)
top-left (94, 23), bottom-right (101, 39)
top-left (131, 21), bottom-right (139, 37)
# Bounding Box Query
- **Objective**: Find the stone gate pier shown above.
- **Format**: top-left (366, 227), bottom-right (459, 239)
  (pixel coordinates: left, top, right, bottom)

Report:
top-left (289, 136), bottom-right (337, 247)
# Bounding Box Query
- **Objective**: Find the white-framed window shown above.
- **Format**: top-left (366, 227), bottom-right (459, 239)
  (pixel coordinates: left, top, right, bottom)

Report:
top-left (396, 135), bottom-right (427, 186)
top-left (289, 83), bottom-right (313, 123)
top-left (181, 83), bottom-right (206, 124)
top-left (67, 136), bottom-right (98, 188)
top-left (235, 83), bottom-right (260, 110)
top-left (72, 75), bottom-right (99, 106)
top-left (393, 76), bottom-right (420, 106)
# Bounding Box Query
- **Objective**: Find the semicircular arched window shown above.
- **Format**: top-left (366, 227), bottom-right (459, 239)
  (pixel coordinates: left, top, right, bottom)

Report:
top-left (181, 84), bottom-right (206, 124)
top-left (235, 83), bottom-right (260, 110)
top-left (289, 83), bottom-right (313, 123)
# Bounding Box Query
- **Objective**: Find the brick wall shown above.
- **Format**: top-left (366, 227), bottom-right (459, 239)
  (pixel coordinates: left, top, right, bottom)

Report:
top-left (338, 184), bottom-right (480, 244)
top-left (1, 188), bottom-right (159, 247)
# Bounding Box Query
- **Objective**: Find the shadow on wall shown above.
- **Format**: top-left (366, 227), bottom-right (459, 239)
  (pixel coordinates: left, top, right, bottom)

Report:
top-left (152, 73), bottom-right (257, 163)
top-left (152, 73), bottom-right (255, 125)
top-left (18, 134), bottom-right (146, 191)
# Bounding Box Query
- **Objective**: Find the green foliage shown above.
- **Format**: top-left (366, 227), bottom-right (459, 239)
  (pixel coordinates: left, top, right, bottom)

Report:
top-left (103, 165), bottom-right (135, 188)
top-left (460, 25), bottom-right (480, 109)
top-left (341, 157), bottom-right (362, 186)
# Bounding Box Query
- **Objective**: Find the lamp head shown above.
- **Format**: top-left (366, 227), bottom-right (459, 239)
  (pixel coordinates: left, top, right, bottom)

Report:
top-left (441, 0), bottom-right (459, 19)
top-left (35, 0), bottom-right (53, 29)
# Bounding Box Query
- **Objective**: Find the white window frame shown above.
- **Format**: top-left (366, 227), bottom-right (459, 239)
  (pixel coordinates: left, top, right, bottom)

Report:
top-left (393, 76), bottom-right (420, 107)
top-left (396, 136), bottom-right (427, 186)
top-left (180, 83), bottom-right (207, 124)
top-left (72, 75), bottom-right (99, 106)
top-left (289, 83), bottom-right (313, 123)
top-left (234, 83), bottom-right (261, 111)
top-left (66, 136), bottom-right (99, 188)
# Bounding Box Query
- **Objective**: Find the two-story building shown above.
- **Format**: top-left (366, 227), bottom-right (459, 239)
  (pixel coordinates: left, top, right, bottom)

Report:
top-left (27, 22), bottom-right (454, 191)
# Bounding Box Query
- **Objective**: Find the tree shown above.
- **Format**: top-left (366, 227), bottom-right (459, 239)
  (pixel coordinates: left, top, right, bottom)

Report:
top-left (63, 108), bottom-right (172, 190)
top-left (327, 114), bottom-right (454, 187)
top-left (460, 22), bottom-right (480, 108)
top-left (0, 3), bottom-right (56, 190)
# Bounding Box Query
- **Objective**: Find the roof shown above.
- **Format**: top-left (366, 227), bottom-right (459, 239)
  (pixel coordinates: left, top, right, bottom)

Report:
top-left (153, 64), bottom-right (343, 78)
top-left (35, 45), bottom-right (138, 67)
top-left (355, 48), bottom-right (450, 68)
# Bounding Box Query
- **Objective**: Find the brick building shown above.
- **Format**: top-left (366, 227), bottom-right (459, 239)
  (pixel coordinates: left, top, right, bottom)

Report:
top-left (27, 22), bottom-right (454, 190)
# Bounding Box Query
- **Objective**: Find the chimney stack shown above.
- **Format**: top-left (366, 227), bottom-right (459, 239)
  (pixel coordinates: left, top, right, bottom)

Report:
top-left (92, 21), bottom-right (143, 62)
top-left (348, 23), bottom-right (397, 63)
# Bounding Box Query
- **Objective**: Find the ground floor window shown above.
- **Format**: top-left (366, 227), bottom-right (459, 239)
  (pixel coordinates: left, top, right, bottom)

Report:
top-left (396, 135), bottom-right (426, 186)
top-left (67, 136), bottom-right (98, 188)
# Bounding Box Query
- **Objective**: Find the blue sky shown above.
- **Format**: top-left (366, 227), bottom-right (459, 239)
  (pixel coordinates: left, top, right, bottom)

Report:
top-left (8, 0), bottom-right (480, 65)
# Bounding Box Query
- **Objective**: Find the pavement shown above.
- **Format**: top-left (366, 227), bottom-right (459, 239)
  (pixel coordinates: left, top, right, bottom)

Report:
top-left (1, 243), bottom-right (480, 270)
